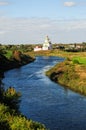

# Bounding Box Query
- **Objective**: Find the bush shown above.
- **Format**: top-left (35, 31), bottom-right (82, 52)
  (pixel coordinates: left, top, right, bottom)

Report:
top-left (0, 103), bottom-right (46, 130)
top-left (73, 59), bottom-right (79, 64)
top-left (3, 87), bottom-right (21, 112)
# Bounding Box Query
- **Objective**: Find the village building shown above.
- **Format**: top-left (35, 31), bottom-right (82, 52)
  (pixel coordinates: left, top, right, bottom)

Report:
top-left (34, 46), bottom-right (42, 51)
top-left (34, 36), bottom-right (52, 51)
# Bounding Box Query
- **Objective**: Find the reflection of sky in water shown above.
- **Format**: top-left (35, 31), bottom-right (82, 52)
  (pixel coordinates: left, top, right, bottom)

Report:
top-left (2, 56), bottom-right (86, 130)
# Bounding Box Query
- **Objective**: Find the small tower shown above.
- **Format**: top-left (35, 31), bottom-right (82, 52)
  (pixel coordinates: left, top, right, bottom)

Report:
top-left (42, 36), bottom-right (52, 50)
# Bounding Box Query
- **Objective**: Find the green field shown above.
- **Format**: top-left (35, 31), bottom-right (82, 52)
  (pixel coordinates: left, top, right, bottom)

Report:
top-left (73, 57), bottom-right (86, 65)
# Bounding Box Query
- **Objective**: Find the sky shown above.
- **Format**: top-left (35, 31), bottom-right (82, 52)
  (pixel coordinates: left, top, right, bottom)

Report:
top-left (0, 0), bottom-right (86, 44)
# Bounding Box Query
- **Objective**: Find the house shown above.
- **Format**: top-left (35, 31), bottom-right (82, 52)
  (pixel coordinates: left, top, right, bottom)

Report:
top-left (34, 46), bottom-right (42, 51)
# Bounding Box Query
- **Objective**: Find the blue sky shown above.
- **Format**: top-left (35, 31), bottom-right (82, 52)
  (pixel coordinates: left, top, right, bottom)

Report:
top-left (0, 0), bottom-right (86, 44)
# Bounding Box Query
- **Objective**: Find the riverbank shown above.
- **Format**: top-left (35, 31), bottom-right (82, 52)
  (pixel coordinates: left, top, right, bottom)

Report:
top-left (45, 50), bottom-right (86, 96)
top-left (0, 52), bottom-right (47, 130)
top-left (0, 51), bottom-right (35, 78)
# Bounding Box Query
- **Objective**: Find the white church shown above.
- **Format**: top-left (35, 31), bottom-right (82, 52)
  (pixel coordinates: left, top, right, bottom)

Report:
top-left (34, 36), bottom-right (52, 51)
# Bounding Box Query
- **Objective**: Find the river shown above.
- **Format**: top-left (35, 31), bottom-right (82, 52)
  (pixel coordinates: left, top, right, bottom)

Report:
top-left (2, 56), bottom-right (86, 130)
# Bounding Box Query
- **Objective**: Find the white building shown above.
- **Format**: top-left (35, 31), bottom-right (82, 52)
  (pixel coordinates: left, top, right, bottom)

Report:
top-left (42, 36), bottom-right (52, 50)
top-left (34, 46), bottom-right (42, 51)
top-left (34, 36), bottom-right (52, 51)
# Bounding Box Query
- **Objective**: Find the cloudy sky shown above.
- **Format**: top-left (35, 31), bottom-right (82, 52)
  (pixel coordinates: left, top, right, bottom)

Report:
top-left (0, 0), bottom-right (86, 44)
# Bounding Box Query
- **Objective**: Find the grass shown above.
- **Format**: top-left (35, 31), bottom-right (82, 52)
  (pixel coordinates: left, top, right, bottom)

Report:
top-left (46, 59), bottom-right (86, 96)
top-left (0, 103), bottom-right (46, 130)
top-left (45, 50), bottom-right (86, 96)
top-left (4, 50), bottom-right (13, 59)
top-left (73, 57), bottom-right (86, 65)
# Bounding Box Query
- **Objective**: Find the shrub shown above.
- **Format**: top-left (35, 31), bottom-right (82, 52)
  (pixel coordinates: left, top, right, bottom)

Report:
top-left (4, 87), bottom-right (21, 112)
top-left (73, 59), bottom-right (79, 64)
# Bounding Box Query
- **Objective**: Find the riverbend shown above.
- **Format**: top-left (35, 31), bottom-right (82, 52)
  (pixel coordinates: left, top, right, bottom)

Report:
top-left (3, 56), bottom-right (86, 130)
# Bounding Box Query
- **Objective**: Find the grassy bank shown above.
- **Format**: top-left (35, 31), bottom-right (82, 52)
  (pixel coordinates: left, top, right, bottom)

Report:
top-left (45, 50), bottom-right (86, 96)
top-left (27, 50), bottom-right (86, 59)
top-left (0, 50), bottom-right (35, 78)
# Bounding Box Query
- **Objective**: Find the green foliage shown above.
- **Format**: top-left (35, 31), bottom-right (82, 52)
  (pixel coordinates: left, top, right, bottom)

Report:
top-left (0, 103), bottom-right (46, 130)
top-left (4, 50), bottom-right (13, 59)
top-left (4, 87), bottom-right (21, 112)
top-left (0, 83), bottom-right (21, 112)
top-left (73, 59), bottom-right (79, 64)
top-left (0, 82), bottom-right (47, 130)
top-left (9, 116), bottom-right (46, 130)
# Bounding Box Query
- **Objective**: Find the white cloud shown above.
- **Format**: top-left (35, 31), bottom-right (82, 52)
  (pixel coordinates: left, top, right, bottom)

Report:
top-left (64, 2), bottom-right (76, 7)
top-left (0, 17), bottom-right (86, 44)
top-left (0, 1), bottom-right (9, 6)
top-left (0, 31), bottom-right (6, 34)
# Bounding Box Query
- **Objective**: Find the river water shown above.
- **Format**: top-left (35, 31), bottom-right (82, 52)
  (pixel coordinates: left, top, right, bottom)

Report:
top-left (2, 56), bottom-right (86, 130)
